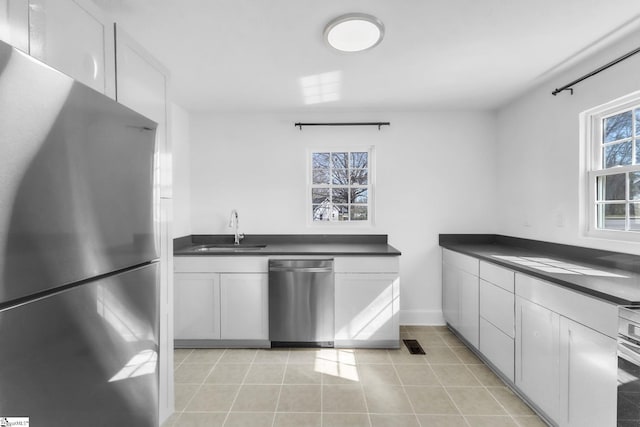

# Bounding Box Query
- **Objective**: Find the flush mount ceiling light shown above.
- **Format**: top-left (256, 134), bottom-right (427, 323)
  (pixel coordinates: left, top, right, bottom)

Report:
top-left (324, 13), bottom-right (385, 53)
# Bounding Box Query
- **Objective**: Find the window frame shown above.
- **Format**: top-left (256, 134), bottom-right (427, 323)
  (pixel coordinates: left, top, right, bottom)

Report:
top-left (582, 90), bottom-right (640, 241)
top-left (306, 146), bottom-right (375, 227)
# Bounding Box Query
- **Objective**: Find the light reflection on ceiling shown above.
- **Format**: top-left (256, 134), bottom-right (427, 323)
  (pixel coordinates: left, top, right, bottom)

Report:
top-left (299, 71), bottom-right (342, 105)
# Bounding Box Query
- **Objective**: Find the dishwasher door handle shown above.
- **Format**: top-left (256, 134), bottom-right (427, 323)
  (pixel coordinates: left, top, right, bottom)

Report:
top-left (269, 267), bottom-right (333, 273)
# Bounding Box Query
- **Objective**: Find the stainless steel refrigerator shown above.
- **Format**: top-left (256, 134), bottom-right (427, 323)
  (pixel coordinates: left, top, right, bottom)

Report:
top-left (0, 40), bottom-right (160, 426)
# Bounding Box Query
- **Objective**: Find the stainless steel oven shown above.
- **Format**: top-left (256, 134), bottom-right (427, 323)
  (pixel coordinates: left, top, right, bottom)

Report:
top-left (618, 306), bottom-right (640, 426)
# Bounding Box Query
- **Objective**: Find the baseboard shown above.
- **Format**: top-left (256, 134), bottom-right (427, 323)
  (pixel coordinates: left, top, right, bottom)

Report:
top-left (400, 309), bottom-right (445, 326)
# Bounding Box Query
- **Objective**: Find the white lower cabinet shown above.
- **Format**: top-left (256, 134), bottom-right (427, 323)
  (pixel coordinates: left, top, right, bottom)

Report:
top-left (174, 273), bottom-right (220, 340)
top-left (458, 270), bottom-right (479, 348)
top-left (559, 317), bottom-right (617, 427)
top-left (515, 276), bottom-right (618, 427)
top-left (443, 252), bottom-right (619, 427)
top-left (442, 249), bottom-right (479, 348)
top-left (333, 256), bottom-right (400, 348)
top-left (220, 273), bottom-right (268, 340)
top-left (442, 262), bottom-right (459, 329)
top-left (334, 273), bottom-right (399, 345)
top-left (515, 296), bottom-right (561, 421)
top-left (479, 318), bottom-right (514, 381)
top-left (174, 271), bottom-right (269, 343)
top-left (479, 276), bottom-right (515, 381)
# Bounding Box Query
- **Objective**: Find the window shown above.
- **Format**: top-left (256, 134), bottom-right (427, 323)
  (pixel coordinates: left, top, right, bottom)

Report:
top-left (309, 148), bottom-right (373, 223)
top-left (584, 93), bottom-right (640, 237)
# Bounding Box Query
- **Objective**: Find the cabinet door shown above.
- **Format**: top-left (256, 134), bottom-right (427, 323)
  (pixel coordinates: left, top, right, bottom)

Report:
top-left (515, 297), bottom-right (560, 422)
top-left (220, 273), bottom-right (268, 340)
top-left (335, 273), bottom-right (399, 342)
top-left (28, 0), bottom-right (115, 97)
top-left (174, 273), bottom-right (220, 340)
top-left (442, 262), bottom-right (459, 328)
top-left (559, 317), bottom-right (617, 427)
top-left (114, 24), bottom-right (171, 198)
top-left (480, 279), bottom-right (514, 337)
top-left (458, 269), bottom-right (479, 348)
top-left (480, 318), bottom-right (514, 382)
top-left (0, 0), bottom-right (28, 51)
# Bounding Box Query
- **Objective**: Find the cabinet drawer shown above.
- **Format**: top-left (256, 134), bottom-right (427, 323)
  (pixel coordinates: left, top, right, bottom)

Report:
top-left (480, 280), bottom-right (514, 338)
top-left (442, 249), bottom-right (478, 276)
top-left (334, 256), bottom-right (399, 273)
top-left (174, 256), bottom-right (268, 273)
top-left (480, 318), bottom-right (514, 382)
top-left (480, 261), bottom-right (514, 292)
top-left (515, 273), bottom-right (617, 338)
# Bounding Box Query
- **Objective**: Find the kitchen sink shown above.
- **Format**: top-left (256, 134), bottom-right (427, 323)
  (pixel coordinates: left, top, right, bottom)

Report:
top-left (191, 243), bottom-right (267, 252)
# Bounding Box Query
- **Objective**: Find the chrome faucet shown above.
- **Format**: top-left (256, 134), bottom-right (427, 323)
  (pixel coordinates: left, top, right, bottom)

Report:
top-left (228, 209), bottom-right (245, 245)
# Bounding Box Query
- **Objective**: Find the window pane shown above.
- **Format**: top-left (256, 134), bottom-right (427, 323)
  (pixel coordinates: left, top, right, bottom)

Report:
top-left (312, 169), bottom-right (329, 184)
top-left (332, 188), bottom-right (349, 203)
top-left (312, 204), bottom-right (331, 221)
top-left (604, 142), bottom-right (632, 168)
top-left (311, 188), bottom-right (329, 204)
top-left (350, 205), bottom-right (368, 221)
top-left (312, 152), bottom-right (330, 168)
top-left (350, 152), bottom-right (368, 168)
top-left (631, 172), bottom-right (640, 200)
top-left (350, 169), bottom-right (368, 185)
top-left (333, 205), bottom-right (349, 221)
top-left (636, 109), bottom-right (640, 136)
top-left (631, 203), bottom-right (640, 231)
top-left (332, 169), bottom-right (349, 185)
top-left (597, 174), bottom-right (626, 201)
top-left (351, 188), bottom-right (368, 203)
top-left (604, 111), bottom-right (632, 142)
top-left (597, 203), bottom-right (626, 230)
top-left (331, 152), bottom-right (348, 168)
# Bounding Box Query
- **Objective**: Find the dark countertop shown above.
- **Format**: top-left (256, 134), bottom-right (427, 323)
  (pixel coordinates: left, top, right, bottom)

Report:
top-left (174, 234), bottom-right (401, 257)
top-left (440, 234), bottom-right (640, 305)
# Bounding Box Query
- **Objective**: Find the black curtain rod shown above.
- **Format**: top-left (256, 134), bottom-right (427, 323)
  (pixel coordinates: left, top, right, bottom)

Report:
top-left (552, 45), bottom-right (640, 96)
top-left (295, 122), bottom-right (390, 130)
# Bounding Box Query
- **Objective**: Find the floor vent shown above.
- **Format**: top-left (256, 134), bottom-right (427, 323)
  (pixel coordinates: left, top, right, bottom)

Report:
top-left (403, 339), bottom-right (426, 355)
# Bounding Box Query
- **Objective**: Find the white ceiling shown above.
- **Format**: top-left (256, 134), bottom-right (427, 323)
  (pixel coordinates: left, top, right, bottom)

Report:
top-left (97, 0), bottom-right (640, 113)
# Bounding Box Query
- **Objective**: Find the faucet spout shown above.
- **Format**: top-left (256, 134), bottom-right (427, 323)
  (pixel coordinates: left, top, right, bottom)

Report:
top-left (228, 209), bottom-right (245, 245)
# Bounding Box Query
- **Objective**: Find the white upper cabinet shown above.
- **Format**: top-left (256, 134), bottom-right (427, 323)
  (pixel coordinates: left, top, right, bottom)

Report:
top-left (114, 24), bottom-right (171, 198)
top-left (0, 0), bottom-right (29, 52)
top-left (28, 0), bottom-right (115, 97)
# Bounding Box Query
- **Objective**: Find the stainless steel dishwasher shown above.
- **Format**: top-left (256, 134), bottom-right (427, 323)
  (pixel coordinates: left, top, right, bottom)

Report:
top-left (269, 259), bottom-right (334, 347)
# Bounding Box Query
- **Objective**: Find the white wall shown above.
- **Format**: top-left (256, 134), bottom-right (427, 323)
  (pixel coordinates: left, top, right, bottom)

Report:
top-left (171, 102), bottom-right (191, 238)
top-left (188, 111), bottom-right (497, 324)
top-left (496, 27), bottom-right (640, 255)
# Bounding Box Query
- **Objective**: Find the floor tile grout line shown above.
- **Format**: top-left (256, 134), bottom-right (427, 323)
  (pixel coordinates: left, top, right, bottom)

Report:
top-left (439, 328), bottom-right (533, 426)
top-left (269, 349), bottom-right (289, 427)
top-left (174, 348), bottom-right (225, 425)
top-left (415, 331), bottom-right (473, 427)
top-left (221, 349), bottom-right (258, 426)
top-left (465, 357), bottom-right (522, 425)
top-left (389, 359), bottom-right (423, 427)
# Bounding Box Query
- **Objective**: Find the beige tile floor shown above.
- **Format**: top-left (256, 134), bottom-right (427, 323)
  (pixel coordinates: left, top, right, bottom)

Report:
top-left (162, 326), bottom-right (548, 427)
